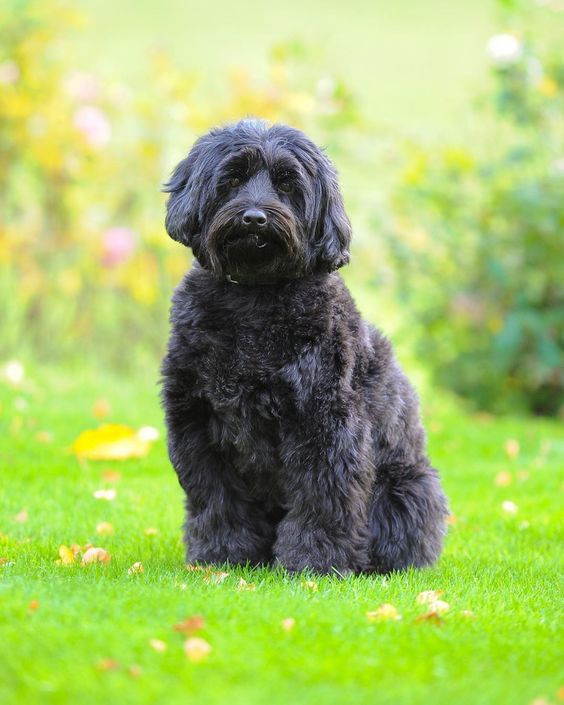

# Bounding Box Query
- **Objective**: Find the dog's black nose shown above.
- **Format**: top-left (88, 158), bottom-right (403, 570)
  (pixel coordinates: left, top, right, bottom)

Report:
top-left (242, 209), bottom-right (267, 228)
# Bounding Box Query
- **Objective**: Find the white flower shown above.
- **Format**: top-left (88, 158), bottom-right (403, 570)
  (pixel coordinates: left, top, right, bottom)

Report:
top-left (93, 489), bottom-right (117, 501)
top-left (486, 34), bottom-right (523, 67)
top-left (3, 360), bottom-right (25, 385)
top-left (502, 500), bottom-right (518, 515)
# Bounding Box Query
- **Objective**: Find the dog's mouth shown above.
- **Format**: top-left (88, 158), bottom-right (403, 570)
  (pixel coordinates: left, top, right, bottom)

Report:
top-left (224, 231), bottom-right (271, 249)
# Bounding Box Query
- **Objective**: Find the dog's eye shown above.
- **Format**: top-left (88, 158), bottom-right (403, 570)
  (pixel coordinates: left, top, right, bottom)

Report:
top-left (229, 177), bottom-right (241, 188)
top-left (278, 181), bottom-right (293, 194)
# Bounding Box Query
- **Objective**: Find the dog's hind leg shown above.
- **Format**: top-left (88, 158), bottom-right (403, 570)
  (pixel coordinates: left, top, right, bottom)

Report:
top-left (368, 463), bottom-right (447, 573)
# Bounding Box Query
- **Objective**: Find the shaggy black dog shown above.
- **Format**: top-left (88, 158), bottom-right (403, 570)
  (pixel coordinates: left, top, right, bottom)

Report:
top-left (161, 119), bottom-right (447, 574)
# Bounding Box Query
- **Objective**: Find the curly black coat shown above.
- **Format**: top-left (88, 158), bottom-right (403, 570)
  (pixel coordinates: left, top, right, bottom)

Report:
top-left (161, 119), bottom-right (447, 574)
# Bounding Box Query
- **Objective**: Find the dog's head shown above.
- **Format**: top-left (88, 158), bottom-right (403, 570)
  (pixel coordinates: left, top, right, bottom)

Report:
top-left (164, 120), bottom-right (351, 284)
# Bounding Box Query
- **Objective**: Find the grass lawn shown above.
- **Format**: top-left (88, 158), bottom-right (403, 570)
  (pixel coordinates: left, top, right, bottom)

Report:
top-left (1, 361), bottom-right (562, 705)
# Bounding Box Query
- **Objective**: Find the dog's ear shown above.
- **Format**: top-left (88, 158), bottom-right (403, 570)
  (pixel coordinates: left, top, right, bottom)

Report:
top-left (309, 153), bottom-right (352, 273)
top-left (163, 135), bottom-right (215, 251)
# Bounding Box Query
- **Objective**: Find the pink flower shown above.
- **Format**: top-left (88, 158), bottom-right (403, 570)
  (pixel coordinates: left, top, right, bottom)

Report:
top-left (64, 71), bottom-right (100, 101)
top-left (73, 105), bottom-right (111, 147)
top-left (101, 227), bottom-right (136, 267)
top-left (0, 61), bottom-right (20, 85)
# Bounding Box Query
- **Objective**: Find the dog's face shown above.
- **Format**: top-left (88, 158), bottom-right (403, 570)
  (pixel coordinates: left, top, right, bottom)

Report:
top-left (164, 120), bottom-right (351, 284)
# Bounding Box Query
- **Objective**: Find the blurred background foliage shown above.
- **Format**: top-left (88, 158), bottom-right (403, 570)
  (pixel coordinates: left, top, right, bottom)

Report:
top-left (0, 0), bottom-right (562, 416)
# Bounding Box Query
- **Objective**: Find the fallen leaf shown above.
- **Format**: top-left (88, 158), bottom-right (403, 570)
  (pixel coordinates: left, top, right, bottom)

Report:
top-left (416, 590), bottom-right (444, 605)
top-left (301, 580), bottom-right (318, 592)
top-left (557, 686), bottom-right (564, 701)
top-left (97, 659), bottom-right (119, 671)
top-left (366, 603), bottom-right (401, 622)
top-left (184, 637), bottom-right (212, 663)
top-left (428, 599), bottom-right (450, 614)
top-left (505, 439), bottom-right (520, 460)
top-left (137, 426), bottom-right (159, 442)
top-left (144, 527), bottom-right (159, 536)
top-left (502, 500), bottom-right (518, 515)
top-left (128, 562), bottom-right (144, 575)
top-left (92, 399), bottom-right (111, 419)
top-left (72, 424), bottom-right (152, 460)
top-left (237, 577), bottom-right (256, 591)
top-left (127, 665), bottom-right (142, 678)
top-left (57, 545), bottom-right (75, 565)
top-left (446, 514), bottom-right (458, 526)
top-left (203, 570), bottom-right (229, 585)
top-left (149, 639), bottom-right (167, 652)
top-left (186, 564), bottom-right (205, 572)
top-left (96, 521), bottom-right (114, 535)
top-left (13, 508), bottom-right (28, 523)
top-left (102, 469), bottom-right (121, 483)
top-left (93, 489), bottom-right (117, 501)
top-left (415, 611), bottom-right (443, 625)
top-left (281, 617), bottom-right (295, 632)
top-left (81, 547), bottom-right (111, 564)
top-left (495, 471), bottom-right (512, 487)
top-left (174, 616), bottom-right (205, 635)
top-left (28, 599), bottom-right (40, 612)
top-left (35, 431), bottom-right (53, 443)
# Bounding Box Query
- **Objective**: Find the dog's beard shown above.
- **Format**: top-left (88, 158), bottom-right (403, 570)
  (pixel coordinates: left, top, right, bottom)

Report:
top-left (204, 202), bottom-right (303, 284)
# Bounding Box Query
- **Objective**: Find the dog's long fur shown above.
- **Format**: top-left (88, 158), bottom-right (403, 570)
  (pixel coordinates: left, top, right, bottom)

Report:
top-left (161, 119), bottom-right (447, 574)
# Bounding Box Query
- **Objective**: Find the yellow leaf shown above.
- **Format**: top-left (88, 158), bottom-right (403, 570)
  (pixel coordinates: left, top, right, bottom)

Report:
top-left (504, 439), bottom-right (520, 460)
top-left (92, 398), bottom-right (111, 419)
top-left (237, 578), bottom-right (256, 591)
top-left (96, 522), bottom-right (114, 535)
top-left (71, 424), bottom-right (151, 460)
top-left (57, 545), bottom-right (75, 565)
top-left (203, 571), bottom-right (229, 585)
top-left (416, 590), bottom-right (444, 605)
top-left (366, 603), bottom-right (401, 622)
top-left (149, 639), bottom-right (167, 652)
top-left (301, 580), bottom-right (318, 592)
top-left (128, 562), bottom-right (144, 574)
top-left (281, 617), bottom-right (295, 632)
top-left (14, 508), bottom-right (28, 523)
top-left (494, 471), bottom-right (512, 487)
top-left (184, 637), bottom-right (212, 662)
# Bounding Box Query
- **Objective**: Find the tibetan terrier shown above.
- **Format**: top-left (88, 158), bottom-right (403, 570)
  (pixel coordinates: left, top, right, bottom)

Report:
top-left (161, 119), bottom-right (447, 574)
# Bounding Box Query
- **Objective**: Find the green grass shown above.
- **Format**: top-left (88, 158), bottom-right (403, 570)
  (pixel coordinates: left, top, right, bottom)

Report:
top-left (1, 363), bottom-right (563, 705)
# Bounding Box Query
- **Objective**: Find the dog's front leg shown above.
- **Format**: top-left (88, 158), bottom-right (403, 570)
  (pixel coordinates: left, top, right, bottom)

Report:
top-left (274, 417), bottom-right (372, 575)
top-left (166, 406), bottom-right (275, 567)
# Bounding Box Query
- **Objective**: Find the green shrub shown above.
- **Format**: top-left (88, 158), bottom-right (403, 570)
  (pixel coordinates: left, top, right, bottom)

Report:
top-left (383, 8), bottom-right (563, 415)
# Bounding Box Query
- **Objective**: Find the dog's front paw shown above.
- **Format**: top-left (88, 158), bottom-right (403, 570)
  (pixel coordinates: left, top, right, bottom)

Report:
top-left (274, 521), bottom-right (361, 575)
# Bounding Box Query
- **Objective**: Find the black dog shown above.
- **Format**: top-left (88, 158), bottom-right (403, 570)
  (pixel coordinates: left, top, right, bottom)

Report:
top-left (161, 119), bottom-right (447, 574)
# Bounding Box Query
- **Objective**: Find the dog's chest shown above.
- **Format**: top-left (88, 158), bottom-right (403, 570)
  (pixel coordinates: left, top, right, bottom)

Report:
top-left (195, 314), bottom-right (305, 489)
